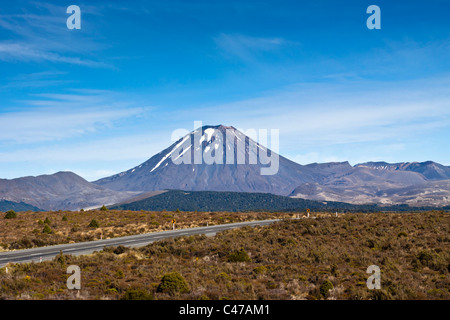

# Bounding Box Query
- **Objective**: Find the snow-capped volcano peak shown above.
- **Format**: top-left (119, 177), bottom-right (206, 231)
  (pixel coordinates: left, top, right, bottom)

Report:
top-left (92, 124), bottom-right (450, 207)
top-left (93, 124), bottom-right (300, 194)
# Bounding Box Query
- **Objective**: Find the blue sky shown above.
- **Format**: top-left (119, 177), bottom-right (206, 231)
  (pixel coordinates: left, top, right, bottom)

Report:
top-left (0, 0), bottom-right (449, 181)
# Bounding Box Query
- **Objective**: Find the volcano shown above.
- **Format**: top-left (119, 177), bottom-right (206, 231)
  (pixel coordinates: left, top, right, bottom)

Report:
top-left (93, 124), bottom-right (450, 207)
top-left (93, 125), bottom-right (317, 195)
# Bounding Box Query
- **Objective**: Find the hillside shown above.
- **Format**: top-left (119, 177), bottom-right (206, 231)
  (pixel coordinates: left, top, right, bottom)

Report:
top-left (109, 189), bottom-right (450, 212)
top-left (94, 125), bottom-right (316, 196)
top-left (0, 172), bottom-right (138, 211)
top-left (94, 125), bottom-right (450, 207)
top-left (0, 200), bottom-right (42, 212)
top-left (109, 190), bottom-right (377, 212)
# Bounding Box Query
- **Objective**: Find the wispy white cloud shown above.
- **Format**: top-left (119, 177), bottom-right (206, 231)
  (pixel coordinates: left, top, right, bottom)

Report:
top-left (0, 133), bottom-right (165, 163)
top-left (0, 4), bottom-right (110, 67)
top-left (0, 42), bottom-right (109, 67)
top-left (1, 77), bottom-right (449, 180)
top-left (214, 33), bottom-right (299, 63)
top-left (0, 91), bottom-right (149, 144)
top-left (0, 132), bottom-right (170, 181)
top-left (168, 75), bottom-right (450, 162)
top-left (1, 70), bottom-right (72, 89)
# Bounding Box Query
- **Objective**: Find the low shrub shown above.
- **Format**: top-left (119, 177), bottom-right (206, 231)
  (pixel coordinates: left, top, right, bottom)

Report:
top-left (4, 210), bottom-right (17, 219)
top-left (42, 225), bottom-right (52, 234)
top-left (157, 272), bottom-right (190, 295)
top-left (319, 280), bottom-right (334, 299)
top-left (120, 288), bottom-right (154, 300)
top-left (227, 248), bottom-right (251, 262)
top-left (88, 219), bottom-right (100, 228)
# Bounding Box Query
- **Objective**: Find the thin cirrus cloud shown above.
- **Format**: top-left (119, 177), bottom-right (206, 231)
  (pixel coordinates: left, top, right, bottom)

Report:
top-left (213, 33), bottom-right (299, 62)
top-left (0, 4), bottom-right (109, 68)
top-left (0, 71), bottom-right (73, 89)
top-left (0, 107), bottom-right (145, 144)
top-left (0, 133), bottom-right (166, 163)
top-left (0, 91), bottom-right (148, 144)
top-left (174, 75), bottom-right (450, 150)
top-left (0, 131), bottom-right (171, 181)
top-left (0, 42), bottom-right (109, 67)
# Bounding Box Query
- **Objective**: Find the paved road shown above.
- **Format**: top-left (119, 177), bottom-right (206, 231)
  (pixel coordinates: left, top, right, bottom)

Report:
top-left (0, 219), bottom-right (280, 267)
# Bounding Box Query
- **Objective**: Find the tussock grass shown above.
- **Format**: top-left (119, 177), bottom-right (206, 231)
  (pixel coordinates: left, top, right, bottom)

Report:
top-left (0, 210), bottom-right (292, 250)
top-left (0, 211), bottom-right (448, 300)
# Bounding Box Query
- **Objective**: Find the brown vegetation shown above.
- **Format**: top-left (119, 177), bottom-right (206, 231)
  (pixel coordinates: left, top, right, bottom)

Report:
top-left (0, 211), bottom-right (448, 300)
top-left (0, 210), bottom-right (292, 250)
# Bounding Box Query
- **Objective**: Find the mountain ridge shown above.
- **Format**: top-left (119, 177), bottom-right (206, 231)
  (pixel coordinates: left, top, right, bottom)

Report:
top-left (1, 125), bottom-right (449, 210)
top-left (93, 125), bottom-right (318, 196)
top-left (0, 200), bottom-right (42, 212)
top-left (93, 125), bottom-right (449, 207)
top-left (0, 171), bottom-right (139, 211)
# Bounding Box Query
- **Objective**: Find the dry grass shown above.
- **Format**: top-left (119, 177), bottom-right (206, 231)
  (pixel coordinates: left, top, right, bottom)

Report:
top-left (0, 209), bottom-right (292, 250)
top-left (0, 211), bottom-right (448, 300)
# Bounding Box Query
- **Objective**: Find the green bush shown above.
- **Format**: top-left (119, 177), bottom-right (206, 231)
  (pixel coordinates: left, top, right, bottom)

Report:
top-left (4, 210), bottom-right (17, 219)
top-left (417, 250), bottom-right (433, 264)
top-left (114, 270), bottom-right (124, 279)
top-left (252, 266), bottom-right (268, 275)
top-left (157, 272), bottom-right (190, 295)
top-left (33, 293), bottom-right (45, 300)
top-left (44, 217), bottom-right (51, 225)
top-left (216, 272), bottom-right (232, 281)
top-left (227, 248), bottom-right (251, 262)
top-left (62, 215), bottom-right (68, 221)
top-left (100, 205), bottom-right (108, 211)
top-left (42, 225), bottom-right (52, 234)
top-left (56, 251), bottom-right (66, 266)
top-left (112, 245), bottom-right (128, 255)
top-left (88, 219), bottom-right (100, 228)
top-left (415, 250), bottom-right (447, 272)
top-left (319, 280), bottom-right (334, 299)
top-left (120, 288), bottom-right (154, 300)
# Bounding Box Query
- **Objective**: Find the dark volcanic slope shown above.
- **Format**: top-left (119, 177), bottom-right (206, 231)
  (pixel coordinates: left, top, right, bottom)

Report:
top-left (0, 200), bottom-right (42, 212)
top-left (94, 125), bottom-right (318, 196)
top-left (109, 189), bottom-right (379, 212)
top-left (109, 190), bottom-right (449, 212)
top-left (0, 172), bottom-right (138, 211)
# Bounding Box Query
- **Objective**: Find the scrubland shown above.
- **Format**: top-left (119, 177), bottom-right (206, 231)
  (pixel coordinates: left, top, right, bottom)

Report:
top-left (0, 211), bottom-right (448, 300)
top-left (0, 209), bottom-right (292, 250)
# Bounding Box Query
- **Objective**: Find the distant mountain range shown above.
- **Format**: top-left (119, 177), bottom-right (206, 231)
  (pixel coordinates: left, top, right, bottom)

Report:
top-left (355, 161), bottom-right (450, 180)
top-left (0, 125), bottom-right (449, 211)
top-left (291, 162), bottom-right (450, 207)
top-left (0, 172), bottom-right (138, 211)
top-left (94, 125), bottom-right (450, 207)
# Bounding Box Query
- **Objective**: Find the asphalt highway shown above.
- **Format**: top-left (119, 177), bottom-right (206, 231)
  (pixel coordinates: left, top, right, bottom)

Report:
top-left (0, 219), bottom-right (280, 267)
